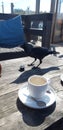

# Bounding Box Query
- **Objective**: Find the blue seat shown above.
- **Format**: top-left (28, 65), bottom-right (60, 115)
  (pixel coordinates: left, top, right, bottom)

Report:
top-left (0, 15), bottom-right (26, 48)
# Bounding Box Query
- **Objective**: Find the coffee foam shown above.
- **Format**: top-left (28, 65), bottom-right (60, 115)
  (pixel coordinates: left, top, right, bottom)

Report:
top-left (29, 76), bottom-right (46, 86)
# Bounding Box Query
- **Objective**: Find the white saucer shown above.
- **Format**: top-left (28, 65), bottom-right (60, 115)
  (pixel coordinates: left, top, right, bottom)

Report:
top-left (18, 83), bottom-right (56, 109)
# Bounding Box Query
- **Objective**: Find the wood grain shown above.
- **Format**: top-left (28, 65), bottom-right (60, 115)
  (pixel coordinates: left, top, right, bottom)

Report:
top-left (0, 55), bottom-right (63, 130)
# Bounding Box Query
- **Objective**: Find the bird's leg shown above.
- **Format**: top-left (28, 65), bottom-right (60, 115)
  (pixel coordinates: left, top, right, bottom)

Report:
top-left (28, 58), bottom-right (36, 66)
top-left (36, 59), bottom-right (42, 67)
top-left (32, 59), bottom-right (42, 69)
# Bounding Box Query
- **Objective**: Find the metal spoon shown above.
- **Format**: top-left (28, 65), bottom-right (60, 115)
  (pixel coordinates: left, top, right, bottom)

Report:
top-left (30, 96), bottom-right (46, 107)
top-left (23, 93), bottom-right (46, 107)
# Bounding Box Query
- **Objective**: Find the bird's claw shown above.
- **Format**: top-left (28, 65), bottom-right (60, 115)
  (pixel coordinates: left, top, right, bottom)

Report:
top-left (27, 63), bottom-right (34, 66)
top-left (32, 66), bottom-right (38, 69)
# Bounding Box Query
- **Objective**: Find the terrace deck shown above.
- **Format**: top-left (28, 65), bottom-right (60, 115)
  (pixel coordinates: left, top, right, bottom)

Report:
top-left (0, 44), bottom-right (63, 130)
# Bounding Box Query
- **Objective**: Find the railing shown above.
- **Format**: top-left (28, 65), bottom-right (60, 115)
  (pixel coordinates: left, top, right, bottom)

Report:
top-left (0, 13), bottom-right (53, 48)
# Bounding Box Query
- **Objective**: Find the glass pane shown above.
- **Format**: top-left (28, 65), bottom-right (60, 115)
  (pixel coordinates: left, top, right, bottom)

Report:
top-left (40, 0), bottom-right (51, 12)
top-left (0, 0), bottom-right (36, 14)
top-left (53, 0), bottom-right (63, 43)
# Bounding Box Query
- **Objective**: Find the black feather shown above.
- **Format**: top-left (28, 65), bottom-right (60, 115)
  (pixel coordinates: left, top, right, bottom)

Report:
top-left (21, 43), bottom-right (57, 66)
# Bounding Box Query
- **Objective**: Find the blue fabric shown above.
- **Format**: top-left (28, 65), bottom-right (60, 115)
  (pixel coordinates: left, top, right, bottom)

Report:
top-left (0, 15), bottom-right (26, 48)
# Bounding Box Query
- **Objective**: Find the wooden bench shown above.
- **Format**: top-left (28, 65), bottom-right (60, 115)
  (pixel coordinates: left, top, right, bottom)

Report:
top-left (0, 13), bottom-right (53, 48)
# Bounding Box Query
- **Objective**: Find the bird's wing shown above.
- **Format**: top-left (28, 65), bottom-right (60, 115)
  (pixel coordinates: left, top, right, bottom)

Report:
top-left (30, 47), bottom-right (49, 59)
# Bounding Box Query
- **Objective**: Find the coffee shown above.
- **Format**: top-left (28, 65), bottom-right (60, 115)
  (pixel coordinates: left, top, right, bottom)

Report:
top-left (29, 76), bottom-right (46, 86)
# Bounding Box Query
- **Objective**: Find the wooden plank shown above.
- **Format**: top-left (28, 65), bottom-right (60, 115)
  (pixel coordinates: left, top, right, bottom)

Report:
top-left (25, 28), bottom-right (43, 36)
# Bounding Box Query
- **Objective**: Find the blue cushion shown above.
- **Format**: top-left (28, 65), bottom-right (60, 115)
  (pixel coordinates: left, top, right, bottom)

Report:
top-left (0, 15), bottom-right (26, 48)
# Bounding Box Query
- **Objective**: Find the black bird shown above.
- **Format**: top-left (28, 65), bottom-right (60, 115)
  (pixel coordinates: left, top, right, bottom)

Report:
top-left (21, 43), bottom-right (57, 67)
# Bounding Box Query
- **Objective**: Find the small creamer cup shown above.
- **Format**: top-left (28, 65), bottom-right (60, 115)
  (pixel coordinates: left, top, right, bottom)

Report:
top-left (28, 75), bottom-right (48, 99)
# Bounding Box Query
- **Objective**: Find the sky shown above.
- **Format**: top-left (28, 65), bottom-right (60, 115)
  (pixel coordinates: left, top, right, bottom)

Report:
top-left (0, 0), bottom-right (51, 13)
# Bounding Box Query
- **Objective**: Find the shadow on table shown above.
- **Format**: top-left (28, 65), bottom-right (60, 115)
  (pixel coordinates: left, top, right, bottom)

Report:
top-left (45, 117), bottom-right (63, 130)
top-left (16, 98), bottom-right (56, 126)
top-left (11, 66), bottom-right (59, 84)
top-left (0, 50), bottom-right (27, 61)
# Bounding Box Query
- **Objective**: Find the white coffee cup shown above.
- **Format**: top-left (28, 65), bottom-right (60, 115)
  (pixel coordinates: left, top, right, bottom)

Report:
top-left (28, 75), bottom-right (49, 99)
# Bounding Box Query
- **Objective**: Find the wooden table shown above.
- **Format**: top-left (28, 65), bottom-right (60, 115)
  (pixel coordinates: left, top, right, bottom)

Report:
top-left (0, 55), bottom-right (63, 130)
